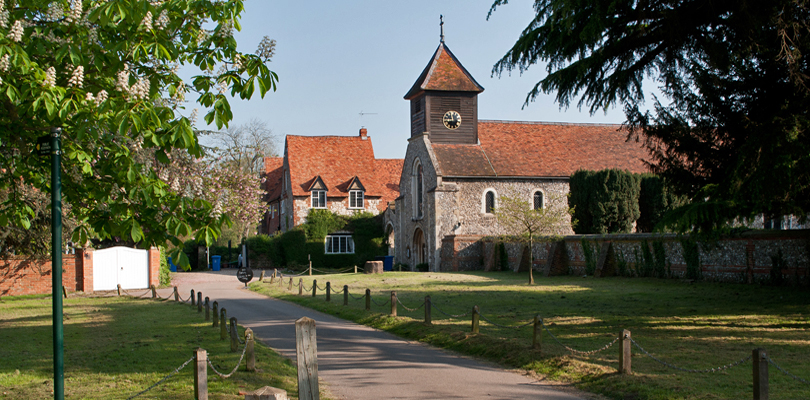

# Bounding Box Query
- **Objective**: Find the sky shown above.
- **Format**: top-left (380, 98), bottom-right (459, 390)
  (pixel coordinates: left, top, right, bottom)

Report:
top-left (200, 0), bottom-right (637, 160)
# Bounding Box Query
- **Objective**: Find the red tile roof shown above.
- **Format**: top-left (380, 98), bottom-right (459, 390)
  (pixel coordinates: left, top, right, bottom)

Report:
top-left (263, 157), bottom-right (283, 201)
top-left (285, 135), bottom-right (402, 206)
top-left (432, 120), bottom-right (650, 177)
top-left (404, 43), bottom-right (484, 100)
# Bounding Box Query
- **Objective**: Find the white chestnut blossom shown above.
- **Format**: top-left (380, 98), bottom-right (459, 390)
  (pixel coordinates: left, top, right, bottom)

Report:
top-left (217, 20), bottom-right (233, 38)
top-left (95, 90), bottom-right (108, 106)
top-left (68, 65), bottom-right (84, 88)
top-left (9, 20), bottom-right (23, 42)
top-left (43, 66), bottom-right (56, 87)
top-left (256, 36), bottom-right (276, 60)
top-left (140, 11), bottom-right (153, 30)
top-left (130, 78), bottom-right (150, 100)
top-left (67, 0), bottom-right (83, 24)
top-left (155, 10), bottom-right (169, 30)
top-left (0, 54), bottom-right (9, 72)
top-left (189, 108), bottom-right (198, 125)
top-left (116, 66), bottom-right (130, 92)
top-left (0, 10), bottom-right (8, 29)
top-left (47, 3), bottom-right (65, 22)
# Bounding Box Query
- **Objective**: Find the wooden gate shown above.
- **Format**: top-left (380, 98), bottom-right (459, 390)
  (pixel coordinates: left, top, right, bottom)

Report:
top-left (92, 247), bottom-right (149, 291)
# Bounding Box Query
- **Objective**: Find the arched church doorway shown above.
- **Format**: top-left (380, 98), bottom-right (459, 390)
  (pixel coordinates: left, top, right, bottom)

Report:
top-left (412, 227), bottom-right (426, 267)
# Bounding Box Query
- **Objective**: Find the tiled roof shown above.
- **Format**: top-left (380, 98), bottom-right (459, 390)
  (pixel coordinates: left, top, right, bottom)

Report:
top-left (404, 43), bottom-right (484, 100)
top-left (432, 120), bottom-right (650, 177)
top-left (263, 157), bottom-right (283, 201)
top-left (285, 135), bottom-right (402, 206)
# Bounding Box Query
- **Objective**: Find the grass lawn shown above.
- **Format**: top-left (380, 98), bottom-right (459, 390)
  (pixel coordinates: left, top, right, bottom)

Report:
top-left (251, 271), bottom-right (810, 400)
top-left (0, 294), bottom-right (303, 400)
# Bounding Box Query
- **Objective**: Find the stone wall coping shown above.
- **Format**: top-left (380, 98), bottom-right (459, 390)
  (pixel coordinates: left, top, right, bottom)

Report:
top-left (448, 229), bottom-right (810, 244)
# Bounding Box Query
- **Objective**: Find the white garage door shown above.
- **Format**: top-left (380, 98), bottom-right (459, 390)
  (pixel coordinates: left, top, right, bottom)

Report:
top-left (93, 247), bottom-right (149, 291)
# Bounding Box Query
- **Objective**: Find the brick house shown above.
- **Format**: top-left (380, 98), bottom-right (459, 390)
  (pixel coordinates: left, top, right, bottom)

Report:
top-left (385, 40), bottom-right (651, 271)
top-left (263, 129), bottom-right (403, 239)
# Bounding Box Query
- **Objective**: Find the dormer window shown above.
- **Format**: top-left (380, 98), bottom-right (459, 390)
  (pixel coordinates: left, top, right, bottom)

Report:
top-left (349, 190), bottom-right (364, 209)
top-left (311, 190), bottom-right (326, 208)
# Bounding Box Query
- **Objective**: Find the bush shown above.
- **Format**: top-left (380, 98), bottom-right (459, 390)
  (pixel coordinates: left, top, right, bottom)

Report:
top-left (638, 175), bottom-right (687, 232)
top-left (569, 169), bottom-right (641, 234)
top-left (415, 263), bottom-right (429, 272)
top-left (158, 246), bottom-right (171, 286)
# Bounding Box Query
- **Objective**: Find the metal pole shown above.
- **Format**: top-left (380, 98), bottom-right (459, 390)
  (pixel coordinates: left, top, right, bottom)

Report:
top-left (50, 127), bottom-right (64, 400)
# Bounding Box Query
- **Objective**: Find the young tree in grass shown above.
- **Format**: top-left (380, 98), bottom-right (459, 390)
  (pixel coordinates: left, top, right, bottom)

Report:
top-left (494, 190), bottom-right (574, 284)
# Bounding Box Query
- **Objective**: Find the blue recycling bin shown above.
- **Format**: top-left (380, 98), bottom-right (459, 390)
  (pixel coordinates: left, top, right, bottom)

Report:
top-left (376, 255), bottom-right (394, 271)
top-left (211, 255), bottom-right (221, 271)
top-left (168, 256), bottom-right (177, 272)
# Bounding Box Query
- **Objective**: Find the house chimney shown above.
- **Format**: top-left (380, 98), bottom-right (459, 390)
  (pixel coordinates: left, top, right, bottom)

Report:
top-left (359, 128), bottom-right (368, 140)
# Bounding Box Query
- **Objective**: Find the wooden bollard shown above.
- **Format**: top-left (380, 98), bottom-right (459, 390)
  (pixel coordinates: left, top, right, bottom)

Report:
top-left (424, 296), bottom-right (431, 325)
top-left (295, 317), bottom-right (319, 400)
top-left (753, 348), bottom-right (768, 400)
top-left (151, 285), bottom-right (156, 299)
top-left (191, 289), bottom-right (196, 305)
top-left (220, 308), bottom-right (227, 340)
top-left (391, 291), bottom-right (397, 317)
top-left (117, 284), bottom-right (122, 296)
top-left (204, 297), bottom-right (210, 321)
top-left (278, 272), bottom-right (284, 286)
top-left (326, 282), bottom-right (331, 302)
top-left (173, 286), bottom-right (179, 301)
top-left (471, 306), bottom-right (480, 333)
top-left (312, 279), bottom-right (317, 297)
top-left (308, 261), bottom-right (312, 276)
top-left (365, 289), bottom-right (371, 311)
top-left (245, 328), bottom-right (255, 371)
top-left (343, 285), bottom-right (349, 306)
top-left (532, 315), bottom-right (541, 351)
top-left (229, 317), bottom-right (238, 352)
top-left (619, 329), bottom-right (631, 374)
top-left (260, 270), bottom-right (266, 282)
top-left (273, 268), bottom-right (277, 279)
top-left (212, 301), bottom-right (219, 327)
top-left (269, 272), bottom-right (274, 284)
top-left (289, 277), bottom-right (293, 291)
top-left (194, 348), bottom-right (208, 400)
top-left (197, 292), bottom-right (202, 312)
top-left (298, 278), bottom-right (303, 296)
top-left (354, 265), bottom-right (357, 274)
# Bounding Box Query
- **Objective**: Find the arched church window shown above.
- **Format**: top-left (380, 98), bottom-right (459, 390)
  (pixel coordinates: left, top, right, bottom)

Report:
top-left (412, 160), bottom-right (424, 219)
top-left (533, 191), bottom-right (544, 210)
top-left (484, 190), bottom-right (495, 214)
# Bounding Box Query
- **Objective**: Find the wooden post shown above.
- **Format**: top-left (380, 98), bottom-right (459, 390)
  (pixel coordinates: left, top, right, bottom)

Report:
top-left (117, 284), bottom-right (122, 296)
top-left (354, 265), bottom-right (357, 274)
top-left (151, 285), bottom-right (156, 299)
top-left (220, 308), bottom-right (227, 340)
top-left (391, 291), bottom-right (397, 316)
top-left (619, 329), bottom-right (632, 374)
top-left (308, 260), bottom-right (312, 276)
top-left (245, 328), bottom-right (255, 372)
top-left (194, 348), bottom-right (208, 400)
top-left (298, 278), bottom-right (303, 296)
top-left (269, 272), bottom-right (274, 284)
top-left (173, 286), bottom-right (179, 302)
top-left (278, 272), bottom-right (284, 286)
top-left (197, 292), bottom-right (202, 312)
top-left (753, 348), bottom-right (769, 400)
top-left (229, 317), bottom-right (238, 352)
top-left (471, 306), bottom-right (479, 333)
top-left (343, 285), bottom-right (348, 306)
top-left (289, 277), bottom-right (293, 291)
top-left (260, 270), bottom-right (266, 282)
top-left (312, 280), bottom-right (317, 297)
top-left (424, 296), bottom-right (431, 325)
top-left (212, 301), bottom-right (219, 327)
top-left (295, 317), bottom-right (319, 400)
top-left (191, 289), bottom-right (196, 306)
top-left (365, 289), bottom-right (370, 311)
top-left (273, 268), bottom-right (277, 279)
top-left (62, 285), bottom-right (67, 298)
top-left (204, 297), bottom-right (210, 321)
top-left (532, 315), bottom-right (541, 351)
top-left (326, 282), bottom-right (331, 302)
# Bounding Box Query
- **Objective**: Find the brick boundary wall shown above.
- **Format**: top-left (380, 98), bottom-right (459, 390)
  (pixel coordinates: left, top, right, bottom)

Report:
top-left (440, 230), bottom-right (810, 284)
top-left (0, 247), bottom-right (161, 297)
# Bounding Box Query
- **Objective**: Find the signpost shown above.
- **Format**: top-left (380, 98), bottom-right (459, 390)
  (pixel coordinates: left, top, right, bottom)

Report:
top-left (39, 127), bottom-right (64, 400)
top-left (237, 267), bottom-right (253, 287)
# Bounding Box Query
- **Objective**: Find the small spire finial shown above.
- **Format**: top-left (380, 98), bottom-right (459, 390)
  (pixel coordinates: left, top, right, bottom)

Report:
top-left (440, 15), bottom-right (444, 43)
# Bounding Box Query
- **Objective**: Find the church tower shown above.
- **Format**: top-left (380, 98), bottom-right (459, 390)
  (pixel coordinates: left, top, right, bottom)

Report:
top-left (404, 37), bottom-right (484, 144)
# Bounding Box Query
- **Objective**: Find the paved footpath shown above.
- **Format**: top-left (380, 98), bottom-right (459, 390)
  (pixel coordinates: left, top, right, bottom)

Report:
top-left (159, 270), bottom-right (597, 400)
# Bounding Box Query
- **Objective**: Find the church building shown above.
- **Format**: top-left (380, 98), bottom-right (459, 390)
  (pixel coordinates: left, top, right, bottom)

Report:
top-left (386, 40), bottom-right (651, 271)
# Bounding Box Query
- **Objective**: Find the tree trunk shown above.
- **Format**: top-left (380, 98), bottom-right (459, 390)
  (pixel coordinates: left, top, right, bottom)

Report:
top-left (529, 235), bottom-right (535, 285)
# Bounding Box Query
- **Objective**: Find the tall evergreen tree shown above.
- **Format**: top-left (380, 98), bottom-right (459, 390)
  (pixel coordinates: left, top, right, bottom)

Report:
top-left (490, 0), bottom-right (810, 231)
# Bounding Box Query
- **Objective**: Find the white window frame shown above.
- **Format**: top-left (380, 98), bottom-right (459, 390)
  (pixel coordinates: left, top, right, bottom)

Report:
top-left (349, 190), bottom-right (364, 209)
top-left (324, 235), bottom-right (355, 254)
top-left (481, 188), bottom-right (497, 214)
top-left (311, 190), bottom-right (326, 208)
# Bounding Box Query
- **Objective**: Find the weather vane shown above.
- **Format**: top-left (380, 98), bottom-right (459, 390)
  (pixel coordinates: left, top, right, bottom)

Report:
top-left (440, 15), bottom-right (444, 43)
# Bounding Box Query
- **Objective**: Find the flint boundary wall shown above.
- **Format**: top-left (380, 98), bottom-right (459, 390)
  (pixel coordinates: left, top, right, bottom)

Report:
top-left (440, 230), bottom-right (810, 284)
top-left (0, 247), bottom-right (161, 297)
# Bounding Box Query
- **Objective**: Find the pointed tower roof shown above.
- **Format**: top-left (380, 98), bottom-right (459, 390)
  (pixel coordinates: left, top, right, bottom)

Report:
top-left (404, 42), bottom-right (484, 100)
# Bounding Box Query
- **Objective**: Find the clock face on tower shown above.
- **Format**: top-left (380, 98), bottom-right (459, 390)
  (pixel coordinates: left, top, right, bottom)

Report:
top-left (442, 110), bottom-right (461, 130)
